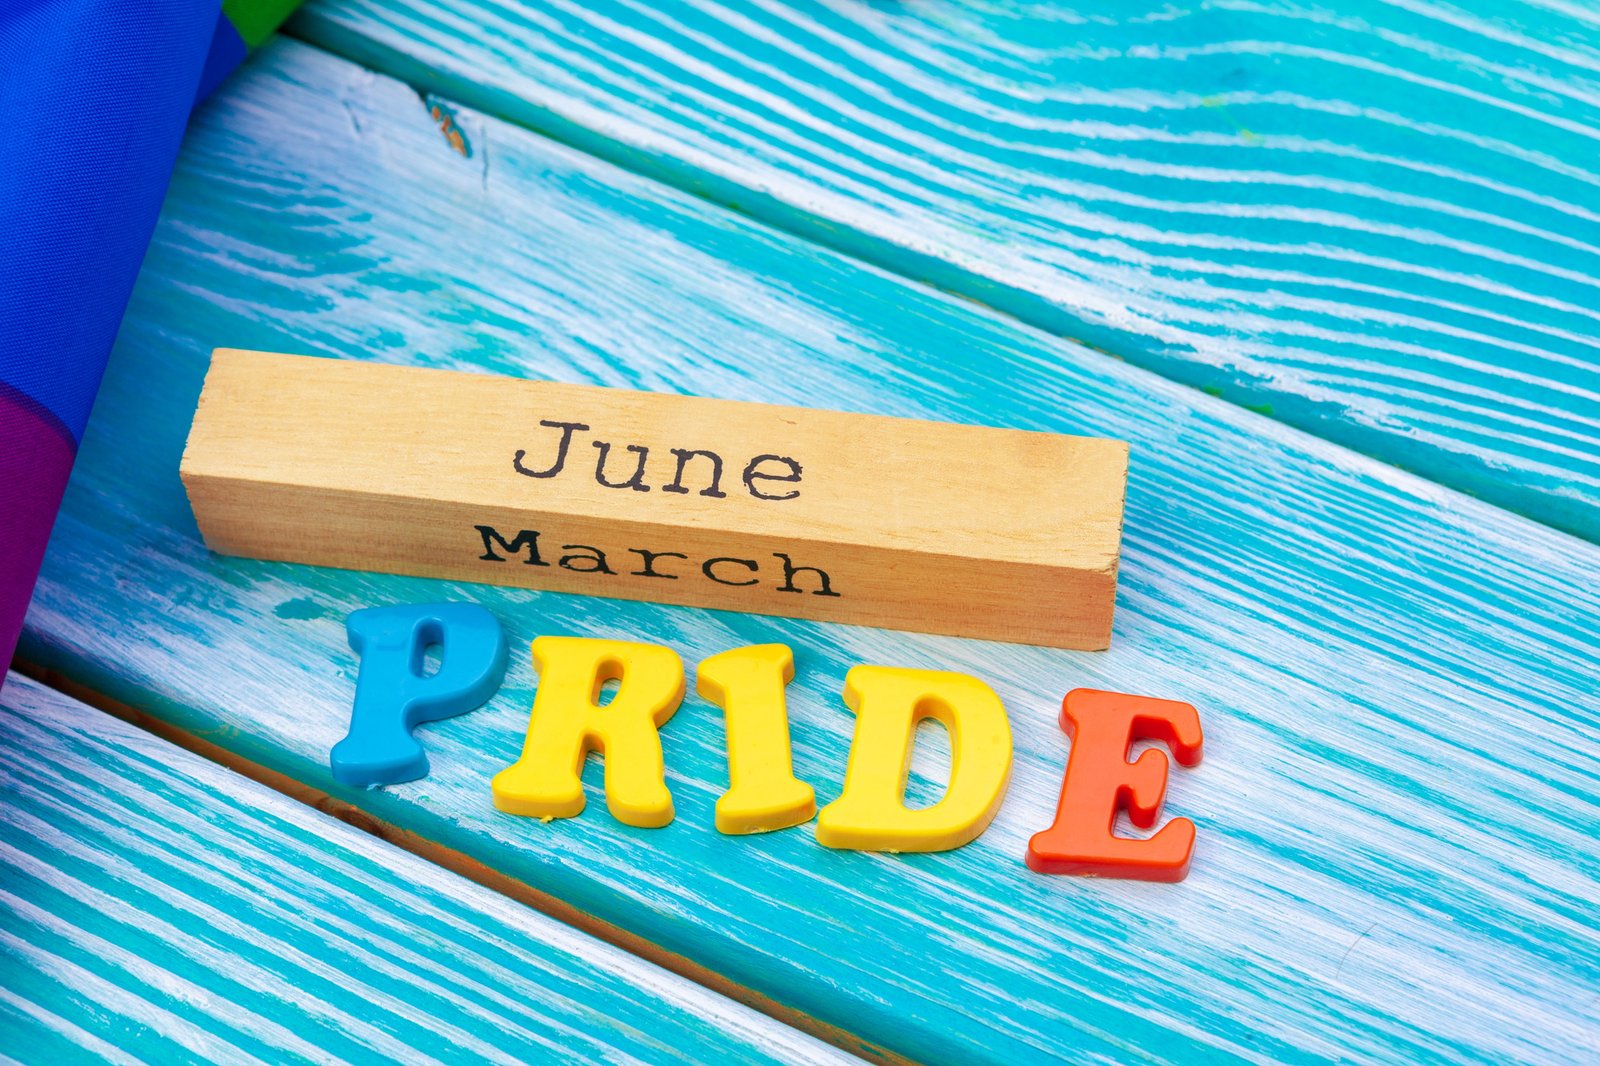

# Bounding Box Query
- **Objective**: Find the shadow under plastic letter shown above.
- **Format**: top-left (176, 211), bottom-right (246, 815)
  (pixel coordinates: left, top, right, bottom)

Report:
top-left (816, 666), bottom-right (1012, 852)
top-left (332, 603), bottom-right (508, 787)
top-left (493, 637), bottom-right (685, 828)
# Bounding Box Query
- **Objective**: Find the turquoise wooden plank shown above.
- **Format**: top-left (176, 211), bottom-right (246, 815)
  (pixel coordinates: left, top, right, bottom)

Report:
top-left (21, 40), bottom-right (1600, 1064)
top-left (0, 673), bottom-right (850, 1065)
top-left (288, 0), bottom-right (1600, 542)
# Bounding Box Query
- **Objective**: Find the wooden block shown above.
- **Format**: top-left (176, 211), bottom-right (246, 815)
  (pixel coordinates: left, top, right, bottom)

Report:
top-left (180, 349), bottom-right (1128, 649)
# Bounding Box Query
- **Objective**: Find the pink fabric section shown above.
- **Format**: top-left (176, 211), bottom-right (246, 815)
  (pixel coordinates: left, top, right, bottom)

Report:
top-left (0, 386), bottom-right (76, 674)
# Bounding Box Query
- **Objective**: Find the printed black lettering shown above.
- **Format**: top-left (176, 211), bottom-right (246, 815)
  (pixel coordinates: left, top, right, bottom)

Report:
top-left (629, 548), bottom-right (687, 579)
top-left (593, 441), bottom-right (652, 492)
top-left (774, 553), bottom-right (838, 596)
top-left (513, 420), bottom-right (589, 478)
top-left (743, 454), bottom-right (802, 501)
top-left (662, 448), bottom-right (728, 498)
top-left (476, 525), bottom-right (550, 566)
top-left (703, 557), bottom-right (759, 587)
top-left (559, 544), bottom-right (616, 574)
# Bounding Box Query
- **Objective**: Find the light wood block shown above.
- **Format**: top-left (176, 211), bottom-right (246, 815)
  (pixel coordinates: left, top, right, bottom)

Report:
top-left (180, 349), bottom-right (1129, 649)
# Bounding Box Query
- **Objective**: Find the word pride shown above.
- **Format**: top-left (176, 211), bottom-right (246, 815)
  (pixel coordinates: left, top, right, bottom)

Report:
top-left (332, 603), bottom-right (1205, 882)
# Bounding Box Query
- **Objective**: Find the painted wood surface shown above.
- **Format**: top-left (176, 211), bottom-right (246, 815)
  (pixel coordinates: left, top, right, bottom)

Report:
top-left (0, 673), bottom-right (851, 1065)
top-left (287, 0), bottom-right (1600, 543)
top-left (20, 41), bottom-right (1600, 1064)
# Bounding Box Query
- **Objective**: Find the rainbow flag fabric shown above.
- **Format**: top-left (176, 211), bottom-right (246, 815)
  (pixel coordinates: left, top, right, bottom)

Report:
top-left (0, 0), bottom-right (299, 676)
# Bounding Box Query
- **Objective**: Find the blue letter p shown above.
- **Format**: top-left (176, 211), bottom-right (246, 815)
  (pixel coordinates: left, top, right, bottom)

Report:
top-left (331, 603), bottom-right (508, 787)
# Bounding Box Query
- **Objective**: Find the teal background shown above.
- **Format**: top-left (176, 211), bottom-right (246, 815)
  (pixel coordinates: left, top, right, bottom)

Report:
top-left (15, 39), bottom-right (1599, 1063)
top-left (290, 0), bottom-right (1600, 542)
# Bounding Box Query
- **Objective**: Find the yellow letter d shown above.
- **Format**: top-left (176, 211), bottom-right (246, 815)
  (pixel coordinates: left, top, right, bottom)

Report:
top-left (816, 666), bottom-right (1012, 852)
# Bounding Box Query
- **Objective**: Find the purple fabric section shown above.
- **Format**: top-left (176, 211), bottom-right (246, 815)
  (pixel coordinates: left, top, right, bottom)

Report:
top-left (0, 384), bottom-right (77, 674)
top-left (1, 0), bottom-right (217, 679)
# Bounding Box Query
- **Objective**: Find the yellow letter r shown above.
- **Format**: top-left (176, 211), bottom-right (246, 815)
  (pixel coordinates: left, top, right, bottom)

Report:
top-left (493, 636), bottom-right (684, 828)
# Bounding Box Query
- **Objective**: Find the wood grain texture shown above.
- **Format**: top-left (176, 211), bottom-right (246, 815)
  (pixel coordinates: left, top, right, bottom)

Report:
top-left (0, 673), bottom-right (851, 1065)
top-left (21, 42), bottom-right (1600, 1064)
top-left (180, 349), bottom-right (1127, 648)
top-left (288, 0), bottom-right (1600, 542)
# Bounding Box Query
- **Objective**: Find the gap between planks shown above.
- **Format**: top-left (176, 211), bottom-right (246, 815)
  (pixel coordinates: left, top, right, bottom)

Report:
top-left (274, 26), bottom-right (1591, 547)
top-left (13, 658), bottom-right (908, 1066)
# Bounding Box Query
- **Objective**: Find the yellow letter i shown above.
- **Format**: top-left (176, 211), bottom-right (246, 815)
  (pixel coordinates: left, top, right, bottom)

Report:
top-left (697, 644), bottom-right (817, 834)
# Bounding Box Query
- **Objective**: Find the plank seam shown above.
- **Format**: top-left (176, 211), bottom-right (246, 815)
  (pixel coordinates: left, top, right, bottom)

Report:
top-left (274, 26), bottom-right (1595, 545)
top-left (12, 660), bottom-right (901, 1066)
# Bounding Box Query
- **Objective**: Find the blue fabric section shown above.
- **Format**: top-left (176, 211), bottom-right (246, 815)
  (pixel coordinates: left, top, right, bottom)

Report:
top-left (0, 0), bottom-right (218, 443)
top-left (194, 9), bottom-right (248, 104)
